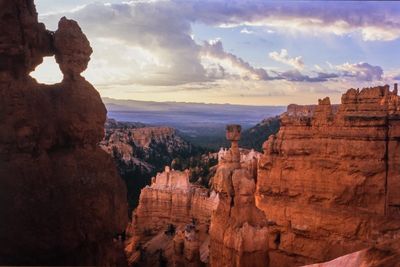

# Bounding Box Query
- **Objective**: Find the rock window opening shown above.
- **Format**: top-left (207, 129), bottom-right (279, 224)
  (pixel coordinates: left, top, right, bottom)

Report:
top-left (30, 56), bottom-right (63, 84)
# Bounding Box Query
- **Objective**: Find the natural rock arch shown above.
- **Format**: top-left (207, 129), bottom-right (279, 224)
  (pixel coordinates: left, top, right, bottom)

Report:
top-left (0, 1), bottom-right (128, 265)
top-left (30, 56), bottom-right (63, 84)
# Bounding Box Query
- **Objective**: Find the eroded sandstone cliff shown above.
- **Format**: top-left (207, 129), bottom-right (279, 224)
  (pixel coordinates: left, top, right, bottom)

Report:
top-left (258, 85), bottom-right (400, 266)
top-left (100, 119), bottom-right (216, 210)
top-left (127, 125), bottom-right (268, 267)
top-left (129, 85), bottom-right (400, 267)
top-left (0, 1), bottom-right (127, 265)
top-left (125, 167), bottom-right (219, 266)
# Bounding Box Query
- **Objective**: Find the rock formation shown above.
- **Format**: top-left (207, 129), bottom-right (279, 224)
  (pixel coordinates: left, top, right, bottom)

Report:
top-left (257, 85), bottom-right (400, 266)
top-left (0, 1), bottom-right (127, 265)
top-left (125, 167), bottom-right (219, 266)
top-left (101, 121), bottom-right (192, 168)
top-left (129, 85), bottom-right (400, 267)
top-left (210, 125), bottom-right (269, 267)
top-left (127, 125), bottom-right (268, 267)
top-left (100, 119), bottom-right (211, 210)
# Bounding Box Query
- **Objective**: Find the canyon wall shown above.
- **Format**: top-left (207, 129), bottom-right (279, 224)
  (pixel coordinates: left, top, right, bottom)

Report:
top-left (0, 1), bottom-right (127, 265)
top-left (125, 167), bottom-right (219, 266)
top-left (101, 121), bottom-right (191, 171)
top-left (127, 125), bottom-right (269, 267)
top-left (129, 85), bottom-right (400, 267)
top-left (257, 85), bottom-right (400, 266)
top-left (100, 119), bottom-right (209, 210)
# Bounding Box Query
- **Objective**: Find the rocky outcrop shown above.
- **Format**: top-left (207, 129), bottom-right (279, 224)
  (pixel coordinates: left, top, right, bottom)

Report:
top-left (210, 125), bottom-right (269, 267)
top-left (125, 167), bottom-right (219, 266)
top-left (0, 1), bottom-right (127, 265)
top-left (101, 120), bottom-right (191, 169)
top-left (257, 85), bottom-right (400, 266)
top-left (54, 17), bottom-right (93, 80)
top-left (128, 85), bottom-right (400, 267)
top-left (100, 119), bottom-right (201, 209)
top-left (127, 125), bottom-right (268, 267)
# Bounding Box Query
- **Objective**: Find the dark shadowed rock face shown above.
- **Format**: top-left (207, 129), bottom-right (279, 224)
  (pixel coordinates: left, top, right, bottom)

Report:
top-left (0, 0), bottom-right (128, 265)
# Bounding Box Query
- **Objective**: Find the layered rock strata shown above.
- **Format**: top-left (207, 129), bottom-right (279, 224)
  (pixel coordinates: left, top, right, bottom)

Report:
top-left (129, 85), bottom-right (400, 267)
top-left (100, 119), bottom-right (202, 210)
top-left (0, 1), bottom-right (127, 265)
top-left (101, 123), bottom-right (191, 170)
top-left (210, 125), bottom-right (269, 267)
top-left (257, 85), bottom-right (400, 266)
top-left (127, 125), bottom-right (268, 267)
top-left (125, 167), bottom-right (219, 266)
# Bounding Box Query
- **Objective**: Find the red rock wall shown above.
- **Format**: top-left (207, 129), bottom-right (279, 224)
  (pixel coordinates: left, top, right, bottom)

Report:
top-left (0, 1), bottom-right (128, 265)
top-left (210, 166), bottom-right (269, 267)
top-left (257, 85), bottom-right (400, 266)
top-left (125, 169), bottom-right (218, 266)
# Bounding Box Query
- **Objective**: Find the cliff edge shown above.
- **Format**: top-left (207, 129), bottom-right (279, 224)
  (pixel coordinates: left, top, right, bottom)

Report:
top-left (258, 85), bottom-right (400, 266)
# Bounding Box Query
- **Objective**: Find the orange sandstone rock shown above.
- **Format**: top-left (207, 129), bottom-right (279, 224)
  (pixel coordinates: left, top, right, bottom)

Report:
top-left (125, 168), bottom-right (219, 266)
top-left (257, 85), bottom-right (400, 266)
top-left (209, 126), bottom-right (269, 267)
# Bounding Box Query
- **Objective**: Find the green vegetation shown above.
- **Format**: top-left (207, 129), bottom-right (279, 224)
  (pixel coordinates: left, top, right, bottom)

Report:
top-left (240, 116), bottom-right (280, 151)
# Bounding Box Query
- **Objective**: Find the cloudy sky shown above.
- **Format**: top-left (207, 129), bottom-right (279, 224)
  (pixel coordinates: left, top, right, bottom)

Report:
top-left (32, 0), bottom-right (400, 105)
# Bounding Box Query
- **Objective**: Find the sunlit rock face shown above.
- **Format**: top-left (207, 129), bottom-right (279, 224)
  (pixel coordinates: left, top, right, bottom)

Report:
top-left (127, 123), bottom-right (268, 267)
top-left (257, 85), bottom-right (400, 266)
top-left (100, 120), bottom-right (197, 210)
top-left (0, 1), bottom-right (127, 265)
top-left (128, 86), bottom-right (400, 267)
top-left (125, 167), bottom-right (219, 266)
top-left (210, 125), bottom-right (269, 267)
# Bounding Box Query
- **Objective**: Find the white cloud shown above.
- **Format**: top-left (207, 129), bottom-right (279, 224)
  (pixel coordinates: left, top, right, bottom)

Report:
top-left (361, 26), bottom-right (400, 41)
top-left (240, 28), bottom-right (254, 34)
top-left (335, 62), bottom-right (383, 81)
top-left (201, 39), bottom-right (270, 80)
top-left (181, 1), bottom-right (400, 42)
top-left (41, 2), bottom-right (208, 86)
top-left (269, 49), bottom-right (304, 70)
top-left (34, 0), bottom-right (397, 105)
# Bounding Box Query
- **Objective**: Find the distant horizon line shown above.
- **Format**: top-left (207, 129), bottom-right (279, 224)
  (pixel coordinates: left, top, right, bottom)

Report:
top-left (102, 96), bottom-right (290, 107)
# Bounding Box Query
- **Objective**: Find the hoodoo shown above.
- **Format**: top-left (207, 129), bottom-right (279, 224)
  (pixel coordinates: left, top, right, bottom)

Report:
top-left (128, 85), bottom-right (400, 267)
top-left (209, 124), bottom-right (269, 267)
top-left (0, 1), bottom-right (127, 265)
top-left (127, 123), bottom-right (268, 266)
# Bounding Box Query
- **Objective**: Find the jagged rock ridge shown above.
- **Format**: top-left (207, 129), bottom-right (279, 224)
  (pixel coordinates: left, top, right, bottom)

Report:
top-left (127, 85), bottom-right (400, 267)
top-left (100, 118), bottom-right (216, 209)
top-left (125, 167), bottom-right (219, 266)
top-left (0, 1), bottom-right (127, 265)
top-left (257, 84), bottom-right (400, 266)
top-left (126, 125), bottom-right (268, 266)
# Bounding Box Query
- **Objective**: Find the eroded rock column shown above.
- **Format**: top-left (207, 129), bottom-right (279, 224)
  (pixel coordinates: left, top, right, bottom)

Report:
top-left (210, 124), bottom-right (269, 267)
top-left (226, 124), bottom-right (241, 167)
